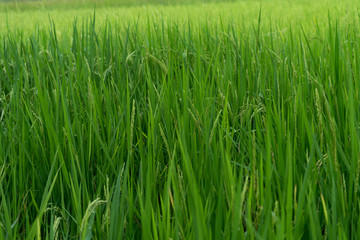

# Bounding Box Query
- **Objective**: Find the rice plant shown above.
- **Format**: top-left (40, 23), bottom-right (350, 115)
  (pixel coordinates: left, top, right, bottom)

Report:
top-left (0, 0), bottom-right (360, 239)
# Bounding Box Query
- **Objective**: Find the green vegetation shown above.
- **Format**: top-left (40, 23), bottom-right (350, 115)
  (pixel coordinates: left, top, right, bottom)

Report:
top-left (1, 0), bottom-right (360, 239)
top-left (0, 0), bottom-right (233, 12)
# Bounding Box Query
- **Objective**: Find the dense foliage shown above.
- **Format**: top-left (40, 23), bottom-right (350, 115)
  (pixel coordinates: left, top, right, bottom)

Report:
top-left (0, 1), bottom-right (360, 239)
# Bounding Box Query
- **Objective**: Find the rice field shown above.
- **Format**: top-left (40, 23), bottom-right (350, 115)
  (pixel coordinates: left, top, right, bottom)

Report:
top-left (1, 0), bottom-right (360, 239)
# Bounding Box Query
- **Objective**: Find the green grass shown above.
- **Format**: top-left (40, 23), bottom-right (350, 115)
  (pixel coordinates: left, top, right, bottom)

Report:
top-left (1, 0), bottom-right (360, 239)
top-left (0, 0), bottom-right (236, 12)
